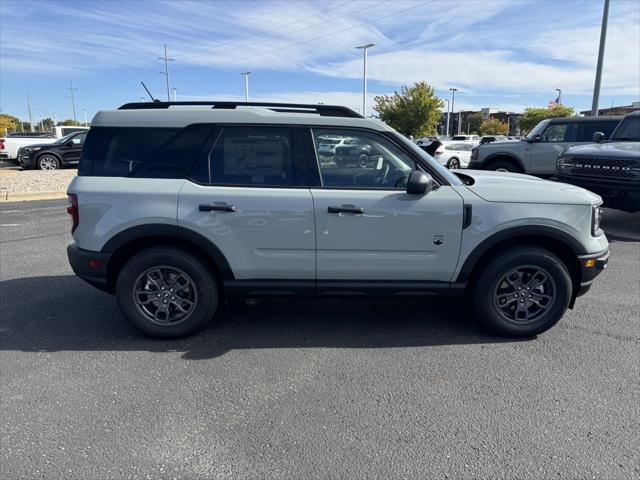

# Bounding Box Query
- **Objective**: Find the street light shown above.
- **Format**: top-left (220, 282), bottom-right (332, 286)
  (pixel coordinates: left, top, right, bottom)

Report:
top-left (356, 43), bottom-right (375, 117)
top-left (555, 88), bottom-right (562, 105)
top-left (449, 88), bottom-right (458, 136)
top-left (240, 72), bottom-right (251, 102)
top-left (443, 98), bottom-right (450, 137)
top-left (591, 0), bottom-right (610, 116)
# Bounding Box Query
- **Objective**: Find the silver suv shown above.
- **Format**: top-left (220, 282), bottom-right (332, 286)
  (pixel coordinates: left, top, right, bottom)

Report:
top-left (67, 101), bottom-right (609, 339)
top-left (469, 116), bottom-right (621, 176)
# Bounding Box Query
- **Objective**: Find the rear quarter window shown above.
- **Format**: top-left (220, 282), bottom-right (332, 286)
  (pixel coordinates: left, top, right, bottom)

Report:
top-left (79, 126), bottom-right (212, 177)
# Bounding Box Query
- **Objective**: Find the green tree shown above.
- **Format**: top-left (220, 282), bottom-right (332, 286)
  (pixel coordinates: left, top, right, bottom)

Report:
top-left (479, 118), bottom-right (509, 135)
top-left (373, 82), bottom-right (443, 137)
top-left (466, 112), bottom-right (483, 134)
top-left (57, 119), bottom-right (83, 126)
top-left (41, 117), bottom-right (55, 131)
top-left (519, 105), bottom-right (574, 133)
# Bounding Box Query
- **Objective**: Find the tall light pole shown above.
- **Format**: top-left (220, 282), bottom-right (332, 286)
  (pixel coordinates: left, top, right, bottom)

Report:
top-left (67, 80), bottom-right (78, 124)
top-left (171, 88), bottom-right (177, 102)
top-left (443, 98), bottom-right (450, 137)
top-left (83, 109), bottom-right (88, 127)
top-left (591, 0), bottom-right (609, 116)
top-left (159, 44), bottom-right (175, 102)
top-left (26, 92), bottom-right (33, 132)
top-left (356, 43), bottom-right (374, 117)
top-left (240, 72), bottom-right (251, 101)
top-left (555, 88), bottom-right (562, 105)
top-left (449, 88), bottom-right (458, 137)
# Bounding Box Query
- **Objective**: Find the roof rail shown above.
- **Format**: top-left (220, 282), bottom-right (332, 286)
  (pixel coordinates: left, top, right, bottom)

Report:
top-left (117, 101), bottom-right (363, 118)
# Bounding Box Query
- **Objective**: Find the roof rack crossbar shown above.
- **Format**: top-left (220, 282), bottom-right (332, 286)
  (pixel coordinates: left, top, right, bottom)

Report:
top-left (117, 101), bottom-right (363, 118)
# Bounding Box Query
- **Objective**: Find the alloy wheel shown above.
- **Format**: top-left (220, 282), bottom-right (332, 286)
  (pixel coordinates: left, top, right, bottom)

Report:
top-left (39, 156), bottom-right (59, 170)
top-left (493, 266), bottom-right (556, 324)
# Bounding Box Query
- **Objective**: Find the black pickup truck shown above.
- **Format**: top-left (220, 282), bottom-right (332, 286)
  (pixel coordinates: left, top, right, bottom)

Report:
top-left (556, 111), bottom-right (640, 212)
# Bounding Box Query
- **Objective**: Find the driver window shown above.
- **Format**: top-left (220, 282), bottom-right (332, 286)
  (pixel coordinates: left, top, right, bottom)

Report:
top-left (541, 123), bottom-right (578, 142)
top-left (312, 128), bottom-right (416, 189)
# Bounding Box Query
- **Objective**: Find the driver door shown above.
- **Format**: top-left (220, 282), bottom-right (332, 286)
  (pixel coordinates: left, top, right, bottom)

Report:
top-left (309, 128), bottom-right (464, 291)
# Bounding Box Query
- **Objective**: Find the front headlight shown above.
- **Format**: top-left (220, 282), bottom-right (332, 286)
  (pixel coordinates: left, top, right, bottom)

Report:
top-left (557, 155), bottom-right (573, 169)
top-left (592, 205), bottom-right (603, 236)
top-left (31, 147), bottom-right (42, 151)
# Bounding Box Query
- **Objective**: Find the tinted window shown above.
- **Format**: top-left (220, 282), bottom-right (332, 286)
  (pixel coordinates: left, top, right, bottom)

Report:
top-left (79, 126), bottom-right (210, 177)
top-left (541, 123), bottom-right (579, 142)
top-left (611, 116), bottom-right (640, 140)
top-left (313, 128), bottom-right (416, 189)
top-left (206, 126), bottom-right (295, 186)
top-left (583, 120), bottom-right (619, 141)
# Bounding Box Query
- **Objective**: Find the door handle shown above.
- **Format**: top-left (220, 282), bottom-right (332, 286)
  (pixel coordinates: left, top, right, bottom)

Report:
top-left (327, 205), bottom-right (364, 214)
top-left (199, 203), bottom-right (237, 212)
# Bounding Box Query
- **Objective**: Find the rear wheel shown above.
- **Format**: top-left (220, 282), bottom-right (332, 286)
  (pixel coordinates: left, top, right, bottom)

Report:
top-left (488, 160), bottom-right (518, 172)
top-left (472, 246), bottom-right (572, 337)
top-left (447, 158), bottom-right (461, 169)
top-left (116, 247), bottom-right (219, 338)
top-left (37, 154), bottom-right (60, 170)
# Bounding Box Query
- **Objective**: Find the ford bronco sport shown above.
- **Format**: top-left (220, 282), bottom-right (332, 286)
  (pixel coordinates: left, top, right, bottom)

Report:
top-left (469, 116), bottom-right (621, 176)
top-left (67, 101), bottom-right (609, 339)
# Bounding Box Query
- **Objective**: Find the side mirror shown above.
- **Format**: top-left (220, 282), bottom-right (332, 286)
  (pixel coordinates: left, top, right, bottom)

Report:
top-left (593, 131), bottom-right (605, 143)
top-left (406, 170), bottom-right (435, 195)
top-left (526, 134), bottom-right (541, 143)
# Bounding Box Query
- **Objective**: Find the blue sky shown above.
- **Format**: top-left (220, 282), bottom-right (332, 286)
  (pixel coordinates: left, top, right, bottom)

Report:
top-left (1, 0), bottom-right (639, 122)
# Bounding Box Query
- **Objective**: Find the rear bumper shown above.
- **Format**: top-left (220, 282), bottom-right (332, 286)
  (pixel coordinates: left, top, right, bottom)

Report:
top-left (67, 244), bottom-right (113, 293)
top-left (575, 249), bottom-right (609, 297)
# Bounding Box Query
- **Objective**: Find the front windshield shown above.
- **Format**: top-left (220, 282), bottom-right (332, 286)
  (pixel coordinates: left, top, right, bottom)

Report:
top-left (395, 133), bottom-right (464, 186)
top-left (525, 119), bottom-right (550, 139)
top-left (611, 116), bottom-right (640, 141)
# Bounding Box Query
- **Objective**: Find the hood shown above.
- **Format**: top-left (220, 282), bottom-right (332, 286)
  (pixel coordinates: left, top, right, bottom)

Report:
top-left (564, 142), bottom-right (640, 159)
top-left (458, 170), bottom-right (601, 205)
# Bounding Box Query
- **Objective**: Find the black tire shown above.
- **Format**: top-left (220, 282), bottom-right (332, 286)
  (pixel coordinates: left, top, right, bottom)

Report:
top-left (487, 160), bottom-right (518, 172)
top-left (447, 157), bottom-right (461, 169)
top-left (116, 247), bottom-right (219, 339)
top-left (358, 154), bottom-right (370, 168)
top-left (36, 154), bottom-right (61, 170)
top-left (472, 246), bottom-right (572, 337)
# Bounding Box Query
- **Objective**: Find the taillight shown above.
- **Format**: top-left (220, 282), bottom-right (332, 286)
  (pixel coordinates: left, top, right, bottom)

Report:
top-left (0, 138), bottom-right (5, 150)
top-left (67, 193), bottom-right (79, 233)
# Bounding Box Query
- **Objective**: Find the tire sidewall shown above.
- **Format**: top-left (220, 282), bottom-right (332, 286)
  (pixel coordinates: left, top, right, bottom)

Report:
top-left (116, 247), bottom-right (218, 338)
top-left (473, 248), bottom-right (572, 337)
top-left (37, 154), bottom-right (60, 170)
top-left (489, 160), bottom-right (517, 172)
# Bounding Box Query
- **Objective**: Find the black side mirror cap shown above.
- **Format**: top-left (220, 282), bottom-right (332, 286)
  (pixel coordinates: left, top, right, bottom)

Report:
top-left (593, 131), bottom-right (605, 143)
top-left (406, 170), bottom-right (435, 195)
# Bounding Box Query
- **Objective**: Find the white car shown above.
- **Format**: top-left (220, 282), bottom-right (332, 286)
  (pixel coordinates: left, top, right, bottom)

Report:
top-left (451, 134), bottom-right (480, 144)
top-left (67, 100), bottom-right (609, 339)
top-left (433, 141), bottom-right (474, 169)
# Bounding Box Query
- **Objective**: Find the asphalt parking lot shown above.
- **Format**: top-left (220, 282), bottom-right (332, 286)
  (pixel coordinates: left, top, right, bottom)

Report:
top-left (1, 200), bottom-right (638, 479)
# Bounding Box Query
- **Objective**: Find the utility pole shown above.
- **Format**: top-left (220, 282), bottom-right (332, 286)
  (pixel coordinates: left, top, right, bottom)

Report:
top-left (449, 88), bottom-right (458, 137)
top-left (356, 43), bottom-right (374, 117)
top-left (52, 113), bottom-right (56, 127)
top-left (67, 80), bottom-right (78, 124)
top-left (240, 72), bottom-right (251, 101)
top-left (26, 92), bottom-right (33, 132)
top-left (159, 44), bottom-right (175, 102)
top-left (591, 0), bottom-right (610, 116)
top-left (171, 88), bottom-right (177, 102)
top-left (443, 98), bottom-right (450, 138)
top-left (83, 109), bottom-right (88, 127)
top-left (39, 116), bottom-right (44, 133)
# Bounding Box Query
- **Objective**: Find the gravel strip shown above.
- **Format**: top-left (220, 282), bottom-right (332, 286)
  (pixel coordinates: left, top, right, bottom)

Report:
top-left (0, 169), bottom-right (77, 194)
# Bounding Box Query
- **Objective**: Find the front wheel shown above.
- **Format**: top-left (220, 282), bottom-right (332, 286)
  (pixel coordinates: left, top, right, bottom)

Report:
top-left (37, 154), bottom-right (60, 170)
top-left (116, 247), bottom-right (219, 338)
top-left (447, 158), bottom-right (461, 169)
top-left (472, 246), bottom-right (572, 337)
top-left (488, 160), bottom-right (518, 172)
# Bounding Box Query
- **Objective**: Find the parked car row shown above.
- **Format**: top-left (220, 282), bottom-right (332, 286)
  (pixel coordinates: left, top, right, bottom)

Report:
top-left (0, 126), bottom-right (88, 167)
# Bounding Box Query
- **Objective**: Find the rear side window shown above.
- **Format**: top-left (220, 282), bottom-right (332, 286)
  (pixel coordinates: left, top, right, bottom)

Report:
top-left (583, 120), bottom-right (619, 141)
top-left (204, 126), bottom-right (297, 186)
top-left (79, 126), bottom-right (211, 177)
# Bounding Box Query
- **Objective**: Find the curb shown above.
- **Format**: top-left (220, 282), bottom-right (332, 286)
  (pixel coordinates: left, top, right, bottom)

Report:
top-left (0, 191), bottom-right (67, 202)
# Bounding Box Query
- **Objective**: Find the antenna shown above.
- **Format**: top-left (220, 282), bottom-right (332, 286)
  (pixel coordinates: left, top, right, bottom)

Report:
top-left (141, 81), bottom-right (158, 102)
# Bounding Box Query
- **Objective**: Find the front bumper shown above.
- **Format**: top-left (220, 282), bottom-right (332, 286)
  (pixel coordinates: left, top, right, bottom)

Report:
top-left (17, 150), bottom-right (37, 168)
top-left (575, 249), bottom-right (609, 297)
top-left (557, 175), bottom-right (640, 212)
top-left (67, 244), bottom-right (113, 293)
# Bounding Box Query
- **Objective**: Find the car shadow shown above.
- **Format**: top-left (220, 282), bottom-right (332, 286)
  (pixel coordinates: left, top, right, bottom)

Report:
top-left (601, 209), bottom-right (640, 243)
top-left (0, 275), bottom-right (523, 359)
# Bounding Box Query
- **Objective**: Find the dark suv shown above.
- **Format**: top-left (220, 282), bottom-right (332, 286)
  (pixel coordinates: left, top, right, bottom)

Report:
top-left (557, 111), bottom-right (640, 212)
top-left (17, 131), bottom-right (87, 170)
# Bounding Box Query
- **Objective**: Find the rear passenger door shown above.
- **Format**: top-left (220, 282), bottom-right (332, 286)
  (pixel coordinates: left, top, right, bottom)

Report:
top-left (178, 126), bottom-right (316, 283)
top-left (61, 132), bottom-right (86, 165)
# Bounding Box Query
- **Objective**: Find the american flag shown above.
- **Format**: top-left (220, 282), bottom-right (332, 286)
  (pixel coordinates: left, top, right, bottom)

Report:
top-left (548, 96), bottom-right (560, 109)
